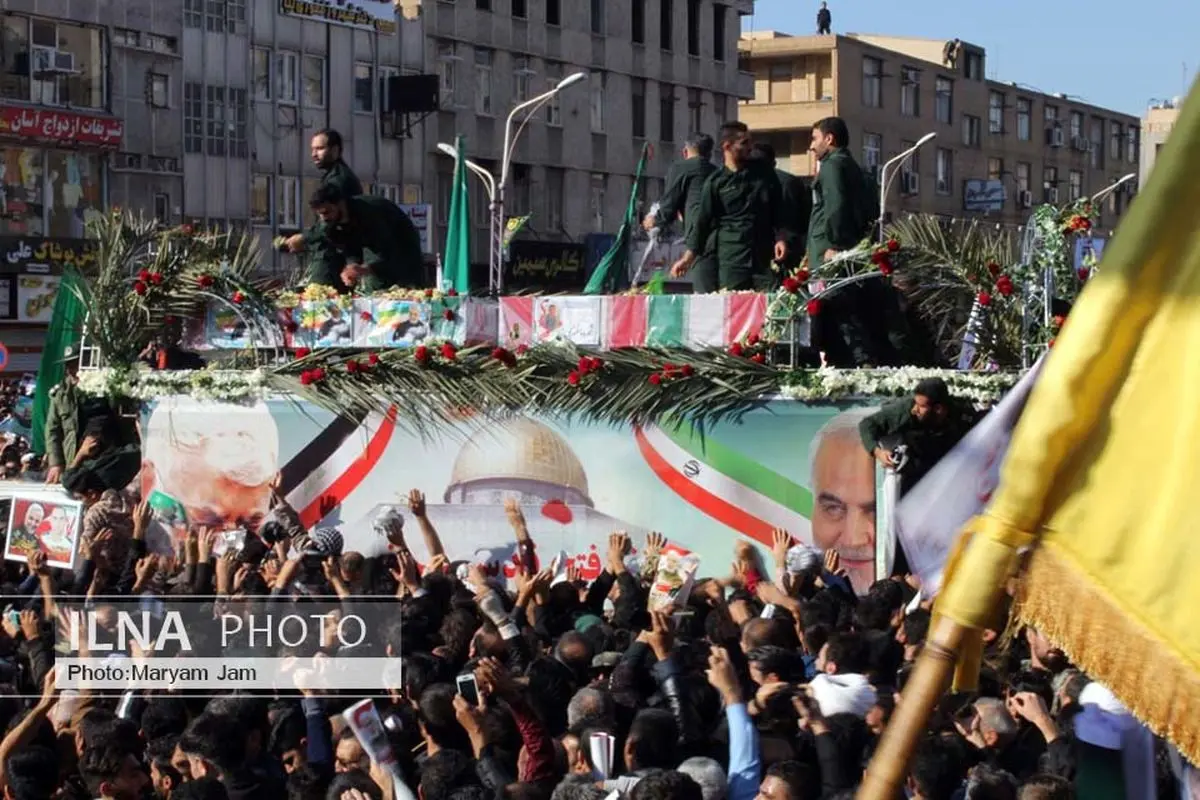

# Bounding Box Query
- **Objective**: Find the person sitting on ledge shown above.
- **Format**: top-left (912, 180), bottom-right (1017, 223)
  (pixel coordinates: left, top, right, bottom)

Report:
top-left (307, 184), bottom-right (424, 293)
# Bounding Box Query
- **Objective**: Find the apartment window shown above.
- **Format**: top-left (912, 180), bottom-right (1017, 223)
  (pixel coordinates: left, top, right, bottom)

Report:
top-left (590, 72), bottom-right (605, 132)
top-left (590, 173), bottom-right (606, 232)
top-left (1043, 166), bottom-right (1058, 201)
top-left (934, 77), bottom-right (953, 123)
top-left (1126, 127), bottom-right (1138, 163)
top-left (962, 114), bottom-right (981, 147)
top-left (545, 62), bottom-right (563, 125)
top-left (513, 56), bottom-right (534, 103)
top-left (632, 78), bottom-right (647, 138)
top-left (277, 177), bottom-right (301, 228)
top-left (660, 0), bottom-right (673, 49)
top-left (546, 169), bottom-right (565, 229)
top-left (713, 4), bottom-right (726, 61)
top-left (149, 73), bottom-right (170, 108)
top-left (276, 51), bottom-right (298, 104)
top-left (437, 43), bottom-right (458, 107)
top-left (988, 91), bottom-right (1004, 134)
top-left (379, 66), bottom-right (399, 113)
top-left (660, 84), bottom-right (675, 142)
top-left (1045, 104), bottom-right (1059, 126)
top-left (987, 157), bottom-right (1003, 181)
top-left (476, 0), bottom-right (491, 9)
top-left (935, 148), bottom-right (952, 195)
top-left (900, 67), bottom-right (920, 117)
top-left (1016, 97), bottom-right (1032, 141)
top-left (632, 0), bottom-right (645, 44)
top-left (1068, 170), bottom-right (1083, 201)
top-left (204, 85), bottom-right (227, 156)
top-left (1069, 111), bottom-right (1083, 140)
top-left (712, 93), bottom-right (728, 124)
top-left (512, 0), bottom-right (526, 16)
top-left (1090, 119), bottom-right (1104, 168)
top-left (472, 50), bottom-right (493, 115)
top-left (547, 0), bottom-right (561, 24)
top-left (688, 88), bottom-right (703, 133)
top-left (154, 193), bottom-right (171, 224)
top-left (686, 0), bottom-right (700, 56)
top-left (900, 139), bottom-right (920, 177)
top-left (1016, 162), bottom-right (1031, 194)
top-left (7, 18), bottom-right (106, 109)
top-left (303, 56), bottom-right (326, 108)
top-left (591, 0), bottom-right (604, 34)
top-left (230, 88), bottom-right (248, 158)
top-left (252, 48), bottom-right (271, 100)
top-left (861, 57), bottom-right (882, 108)
top-left (354, 63), bottom-right (374, 113)
top-left (767, 63), bottom-right (792, 103)
top-left (964, 52), bottom-right (983, 81)
top-left (184, 0), bottom-right (203, 27)
top-left (184, 82), bottom-right (204, 154)
top-left (372, 183), bottom-right (404, 204)
top-left (251, 175), bottom-right (271, 225)
top-left (1109, 122), bottom-right (1123, 161)
top-left (860, 132), bottom-right (882, 172)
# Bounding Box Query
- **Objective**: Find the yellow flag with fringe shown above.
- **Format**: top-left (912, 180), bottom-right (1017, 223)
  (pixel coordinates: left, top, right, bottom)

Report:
top-left (933, 76), bottom-right (1200, 766)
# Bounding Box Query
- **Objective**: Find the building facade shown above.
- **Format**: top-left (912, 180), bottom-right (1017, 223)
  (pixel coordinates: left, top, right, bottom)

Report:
top-left (1140, 100), bottom-right (1179, 190)
top-left (738, 32), bottom-right (1141, 234)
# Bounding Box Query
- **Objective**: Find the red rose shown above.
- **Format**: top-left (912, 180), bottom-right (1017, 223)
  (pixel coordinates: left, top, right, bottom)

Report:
top-left (782, 277), bottom-right (800, 294)
top-left (443, 309), bottom-right (455, 321)
top-left (138, 269), bottom-right (151, 282)
top-left (986, 261), bottom-right (1001, 277)
top-left (587, 357), bottom-right (603, 372)
top-left (311, 367), bottom-right (326, 381)
top-left (414, 345), bottom-right (430, 363)
top-left (887, 238), bottom-right (900, 252)
top-left (870, 250), bottom-right (887, 265)
top-left (750, 353), bottom-right (766, 364)
top-left (1052, 314), bottom-right (1066, 328)
top-left (795, 269), bottom-right (811, 282)
top-left (805, 299), bottom-right (822, 316)
top-left (568, 371), bottom-right (581, 386)
top-left (346, 360), bottom-right (360, 374)
top-left (662, 363), bottom-right (677, 375)
top-left (578, 356), bottom-right (592, 374)
top-left (648, 373), bottom-right (663, 386)
top-left (294, 348), bottom-right (311, 358)
top-left (198, 274), bottom-right (215, 287)
top-left (424, 289), bottom-right (434, 299)
top-left (977, 291), bottom-right (992, 307)
top-left (447, 288), bottom-right (459, 297)
top-left (133, 281), bottom-right (148, 296)
top-left (367, 353), bottom-right (380, 366)
top-left (1048, 338), bottom-right (1056, 348)
top-left (729, 342), bottom-right (744, 357)
top-left (180, 224), bottom-right (195, 236)
top-left (284, 320), bottom-right (299, 333)
top-left (1079, 218), bottom-right (1092, 231)
top-left (1077, 267), bottom-right (1090, 281)
top-left (492, 347), bottom-right (508, 361)
top-left (516, 344), bottom-right (529, 355)
top-left (440, 342), bottom-right (457, 360)
top-left (299, 370), bottom-right (314, 386)
top-left (360, 311), bottom-right (373, 322)
top-left (149, 273), bottom-right (163, 285)
top-left (747, 332), bottom-right (760, 346)
top-left (231, 291), bottom-right (246, 304)
top-left (680, 364), bottom-right (695, 377)
top-left (995, 275), bottom-right (1014, 296)
top-left (879, 263), bottom-right (893, 276)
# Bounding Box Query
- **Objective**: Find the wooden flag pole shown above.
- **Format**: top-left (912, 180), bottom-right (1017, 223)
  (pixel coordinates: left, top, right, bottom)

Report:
top-left (856, 616), bottom-right (968, 799)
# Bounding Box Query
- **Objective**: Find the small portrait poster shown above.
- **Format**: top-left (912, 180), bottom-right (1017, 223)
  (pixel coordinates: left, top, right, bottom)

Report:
top-left (4, 494), bottom-right (84, 570)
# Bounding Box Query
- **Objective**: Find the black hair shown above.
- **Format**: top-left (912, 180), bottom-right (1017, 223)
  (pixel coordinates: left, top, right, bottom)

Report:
top-left (314, 128), bottom-right (344, 151)
top-left (417, 683), bottom-right (472, 753)
top-left (141, 696), bottom-right (190, 741)
top-left (178, 713), bottom-right (247, 776)
top-left (965, 763), bottom-right (1018, 800)
top-left (686, 133), bottom-right (715, 159)
top-left (172, 777), bottom-right (232, 800)
top-left (903, 609), bottom-right (932, 646)
top-left (814, 117), bottom-right (850, 148)
top-left (287, 765), bottom-right (328, 800)
top-left (310, 184), bottom-right (346, 207)
top-left (764, 760), bottom-right (818, 800)
top-left (629, 771), bottom-right (704, 800)
top-left (79, 743), bottom-right (143, 798)
top-left (419, 750), bottom-right (481, 800)
top-left (525, 656), bottom-right (577, 736)
top-left (327, 769), bottom-right (383, 800)
top-left (719, 120), bottom-right (749, 147)
top-left (62, 466), bottom-right (107, 496)
top-left (747, 645), bottom-right (803, 683)
top-left (269, 704), bottom-right (308, 756)
top-left (914, 377), bottom-right (950, 406)
top-left (852, 594), bottom-right (894, 632)
top-left (1017, 774), bottom-right (1073, 800)
top-left (627, 708), bottom-right (679, 770)
top-left (909, 735), bottom-right (965, 800)
top-left (751, 142), bottom-right (777, 164)
top-left (823, 631), bottom-right (869, 674)
top-left (5, 746), bottom-right (60, 800)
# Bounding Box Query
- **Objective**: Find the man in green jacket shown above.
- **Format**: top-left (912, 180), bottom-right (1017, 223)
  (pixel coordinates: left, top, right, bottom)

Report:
top-left (644, 133), bottom-right (719, 291)
top-left (751, 141), bottom-right (812, 270)
top-left (308, 185), bottom-right (424, 293)
top-left (670, 121), bottom-right (788, 291)
top-left (282, 130), bottom-right (363, 275)
top-left (806, 117), bottom-right (873, 270)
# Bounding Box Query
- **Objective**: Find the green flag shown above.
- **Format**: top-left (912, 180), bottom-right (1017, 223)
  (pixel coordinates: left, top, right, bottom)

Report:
top-left (444, 135), bottom-right (471, 294)
top-left (31, 271), bottom-right (86, 455)
top-left (585, 142), bottom-right (651, 295)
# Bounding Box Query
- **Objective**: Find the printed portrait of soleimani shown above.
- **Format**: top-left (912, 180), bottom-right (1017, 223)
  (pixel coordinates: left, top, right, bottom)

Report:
top-left (140, 398), bottom-right (279, 552)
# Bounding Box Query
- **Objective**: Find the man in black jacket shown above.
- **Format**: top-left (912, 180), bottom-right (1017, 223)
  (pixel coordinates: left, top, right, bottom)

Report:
top-left (645, 134), bottom-right (719, 292)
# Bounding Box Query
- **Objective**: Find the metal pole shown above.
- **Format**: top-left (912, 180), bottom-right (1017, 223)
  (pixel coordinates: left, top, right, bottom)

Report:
top-left (878, 132), bottom-right (937, 242)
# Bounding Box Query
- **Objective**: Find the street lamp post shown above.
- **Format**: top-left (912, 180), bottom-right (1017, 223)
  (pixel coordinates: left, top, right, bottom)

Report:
top-left (492, 71), bottom-right (587, 293)
top-left (878, 132), bottom-right (937, 242)
top-left (437, 142), bottom-right (499, 284)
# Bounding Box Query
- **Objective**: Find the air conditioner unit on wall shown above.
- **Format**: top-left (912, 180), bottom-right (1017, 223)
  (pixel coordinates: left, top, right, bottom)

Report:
top-left (1045, 187), bottom-right (1060, 203)
top-left (901, 171), bottom-right (919, 195)
top-left (1046, 126), bottom-right (1064, 148)
top-left (1019, 190), bottom-right (1033, 208)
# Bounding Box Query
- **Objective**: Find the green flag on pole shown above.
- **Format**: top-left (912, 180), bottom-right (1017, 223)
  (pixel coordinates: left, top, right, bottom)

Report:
top-left (31, 271), bottom-right (86, 455)
top-left (444, 135), bottom-right (471, 294)
top-left (584, 142), bottom-right (651, 295)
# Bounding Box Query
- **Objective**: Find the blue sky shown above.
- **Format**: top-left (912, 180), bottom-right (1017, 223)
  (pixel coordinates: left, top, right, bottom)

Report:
top-left (743, 0), bottom-right (1198, 116)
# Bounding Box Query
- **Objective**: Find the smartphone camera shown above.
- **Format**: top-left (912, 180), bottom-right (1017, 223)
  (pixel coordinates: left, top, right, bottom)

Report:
top-left (456, 673), bottom-right (479, 706)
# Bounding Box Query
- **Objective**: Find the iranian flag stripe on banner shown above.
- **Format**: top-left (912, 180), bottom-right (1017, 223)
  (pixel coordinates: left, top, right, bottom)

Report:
top-left (646, 295), bottom-right (688, 347)
top-left (499, 296), bottom-right (535, 347)
top-left (604, 295), bottom-right (649, 348)
top-left (724, 293), bottom-right (768, 343)
top-left (686, 294), bottom-right (726, 347)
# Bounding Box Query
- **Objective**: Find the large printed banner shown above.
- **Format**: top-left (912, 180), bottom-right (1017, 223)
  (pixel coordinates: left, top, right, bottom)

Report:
top-left (139, 397), bottom-right (888, 594)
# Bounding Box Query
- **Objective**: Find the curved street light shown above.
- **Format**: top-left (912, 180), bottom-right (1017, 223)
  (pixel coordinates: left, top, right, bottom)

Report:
top-left (879, 132), bottom-right (936, 242)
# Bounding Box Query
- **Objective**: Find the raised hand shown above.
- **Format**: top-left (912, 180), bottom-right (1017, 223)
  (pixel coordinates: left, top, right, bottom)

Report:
top-left (771, 528), bottom-right (793, 568)
top-left (407, 489), bottom-right (427, 518)
top-left (642, 610), bottom-right (675, 661)
top-left (607, 531), bottom-right (630, 574)
top-left (645, 531), bottom-right (667, 559)
top-left (705, 645), bottom-right (742, 705)
top-left (132, 499), bottom-right (152, 541)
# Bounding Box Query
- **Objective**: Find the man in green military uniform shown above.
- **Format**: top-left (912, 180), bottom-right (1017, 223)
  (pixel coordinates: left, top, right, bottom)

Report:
top-left (670, 121), bottom-right (788, 291)
top-left (308, 185), bottom-right (424, 293)
top-left (282, 129), bottom-right (364, 285)
top-left (806, 117), bottom-right (874, 271)
top-left (751, 142), bottom-right (812, 271)
top-left (643, 133), bottom-right (719, 292)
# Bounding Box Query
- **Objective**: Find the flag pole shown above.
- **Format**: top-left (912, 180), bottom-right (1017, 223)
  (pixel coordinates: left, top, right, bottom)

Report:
top-left (857, 617), bottom-right (968, 799)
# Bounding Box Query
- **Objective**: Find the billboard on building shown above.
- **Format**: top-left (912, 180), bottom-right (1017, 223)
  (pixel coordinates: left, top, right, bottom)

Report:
top-left (278, 0), bottom-right (398, 33)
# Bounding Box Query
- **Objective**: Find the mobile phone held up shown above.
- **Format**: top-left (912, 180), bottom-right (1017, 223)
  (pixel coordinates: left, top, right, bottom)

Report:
top-left (456, 673), bottom-right (479, 706)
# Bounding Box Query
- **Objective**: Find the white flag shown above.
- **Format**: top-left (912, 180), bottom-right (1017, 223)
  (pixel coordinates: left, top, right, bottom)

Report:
top-left (893, 357), bottom-right (1046, 596)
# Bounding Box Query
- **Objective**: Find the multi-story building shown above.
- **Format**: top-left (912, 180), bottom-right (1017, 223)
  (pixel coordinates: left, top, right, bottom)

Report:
top-left (737, 32), bottom-right (1141, 234)
top-left (1140, 99), bottom-right (1180, 190)
top-left (0, 0), bottom-right (181, 373)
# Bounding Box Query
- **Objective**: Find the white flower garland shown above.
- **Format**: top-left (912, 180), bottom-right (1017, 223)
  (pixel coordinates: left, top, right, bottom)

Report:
top-left (77, 367), bottom-right (273, 402)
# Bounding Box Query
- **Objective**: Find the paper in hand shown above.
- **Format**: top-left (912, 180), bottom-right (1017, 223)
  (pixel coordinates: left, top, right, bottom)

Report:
top-left (588, 731), bottom-right (615, 780)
